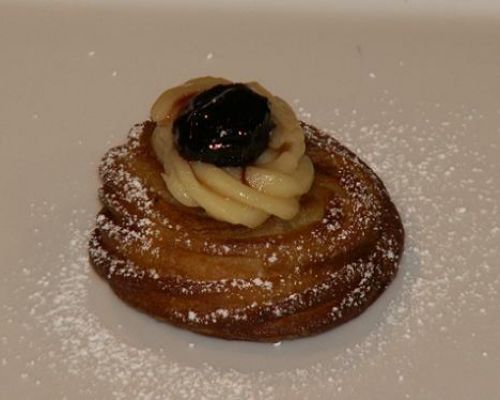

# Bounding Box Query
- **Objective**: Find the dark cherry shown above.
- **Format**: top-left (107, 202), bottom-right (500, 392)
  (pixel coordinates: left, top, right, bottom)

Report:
top-left (173, 83), bottom-right (274, 167)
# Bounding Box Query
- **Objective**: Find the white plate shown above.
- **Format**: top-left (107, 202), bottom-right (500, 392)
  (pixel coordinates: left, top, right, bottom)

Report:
top-left (1, 2), bottom-right (499, 399)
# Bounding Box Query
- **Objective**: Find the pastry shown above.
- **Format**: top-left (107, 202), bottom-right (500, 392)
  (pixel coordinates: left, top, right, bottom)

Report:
top-left (89, 77), bottom-right (404, 341)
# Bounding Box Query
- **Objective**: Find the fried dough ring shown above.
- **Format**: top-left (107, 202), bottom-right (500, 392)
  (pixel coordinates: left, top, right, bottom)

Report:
top-left (89, 121), bottom-right (404, 341)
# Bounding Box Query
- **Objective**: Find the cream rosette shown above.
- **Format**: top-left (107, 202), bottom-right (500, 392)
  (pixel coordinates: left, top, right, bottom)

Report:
top-left (150, 77), bottom-right (314, 228)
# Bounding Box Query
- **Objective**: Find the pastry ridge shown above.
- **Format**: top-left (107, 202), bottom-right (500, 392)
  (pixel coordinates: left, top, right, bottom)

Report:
top-left (89, 121), bottom-right (404, 341)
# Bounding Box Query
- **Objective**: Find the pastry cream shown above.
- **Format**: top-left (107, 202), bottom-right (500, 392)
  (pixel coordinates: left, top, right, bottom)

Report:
top-left (150, 77), bottom-right (314, 228)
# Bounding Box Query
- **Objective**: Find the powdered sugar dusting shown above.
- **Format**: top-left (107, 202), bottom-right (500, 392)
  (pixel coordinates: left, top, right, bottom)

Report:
top-left (2, 95), bottom-right (499, 399)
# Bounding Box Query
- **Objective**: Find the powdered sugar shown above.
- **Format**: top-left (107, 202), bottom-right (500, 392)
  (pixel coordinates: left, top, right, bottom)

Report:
top-left (2, 97), bottom-right (499, 399)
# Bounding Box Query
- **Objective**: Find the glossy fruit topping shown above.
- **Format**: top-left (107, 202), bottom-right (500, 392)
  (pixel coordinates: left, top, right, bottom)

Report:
top-left (173, 83), bottom-right (274, 166)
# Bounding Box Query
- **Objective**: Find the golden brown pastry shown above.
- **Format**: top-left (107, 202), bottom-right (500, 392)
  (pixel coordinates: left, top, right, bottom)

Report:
top-left (89, 78), bottom-right (404, 341)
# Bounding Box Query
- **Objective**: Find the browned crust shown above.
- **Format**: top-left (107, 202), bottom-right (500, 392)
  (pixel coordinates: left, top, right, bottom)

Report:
top-left (88, 121), bottom-right (405, 341)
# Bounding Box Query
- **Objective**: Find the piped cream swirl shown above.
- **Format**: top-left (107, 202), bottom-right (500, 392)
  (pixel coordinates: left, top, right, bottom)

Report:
top-left (150, 77), bottom-right (314, 228)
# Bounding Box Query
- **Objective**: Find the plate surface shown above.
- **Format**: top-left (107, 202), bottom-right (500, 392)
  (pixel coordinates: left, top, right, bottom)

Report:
top-left (1, 2), bottom-right (499, 399)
